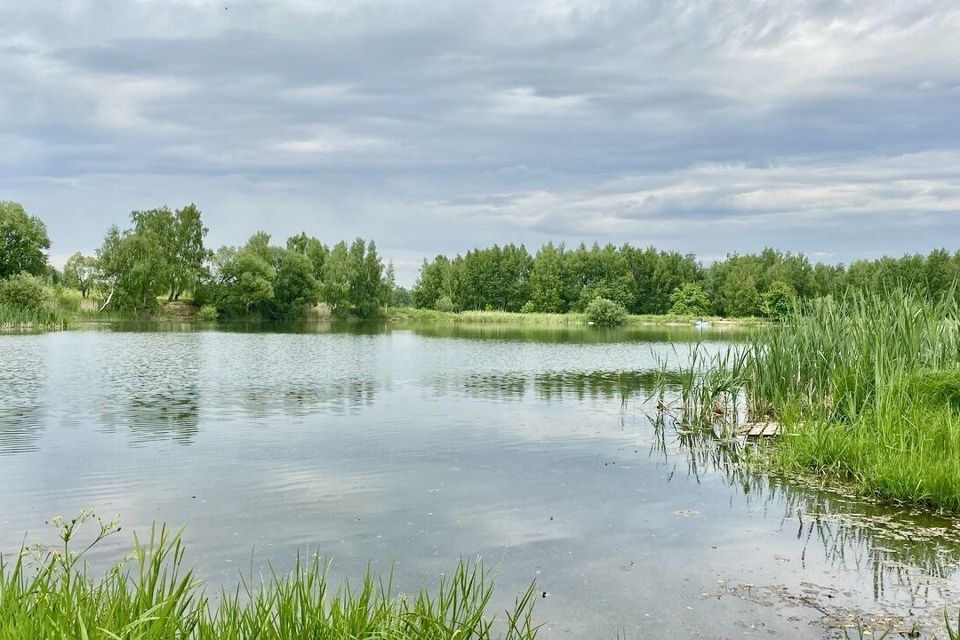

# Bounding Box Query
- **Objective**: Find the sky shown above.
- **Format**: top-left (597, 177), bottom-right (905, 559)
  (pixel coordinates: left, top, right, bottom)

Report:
top-left (2, 1), bottom-right (959, 285)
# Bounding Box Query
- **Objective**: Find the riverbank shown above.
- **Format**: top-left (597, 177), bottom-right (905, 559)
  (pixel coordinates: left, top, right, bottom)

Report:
top-left (3, 294), bottom-right (768, 332)
top-left (385, 306), bottom-right (765, 327)
top-left (681, 290), bottom-right (960, 512)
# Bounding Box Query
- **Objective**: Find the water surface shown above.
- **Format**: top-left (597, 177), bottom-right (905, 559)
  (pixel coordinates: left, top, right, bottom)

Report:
top-left (2, 323), bottom-right (958, 638)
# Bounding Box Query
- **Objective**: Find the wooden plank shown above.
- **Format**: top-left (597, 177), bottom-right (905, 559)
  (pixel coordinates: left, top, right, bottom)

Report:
top-left (737, 421), bottom-right (781, 438)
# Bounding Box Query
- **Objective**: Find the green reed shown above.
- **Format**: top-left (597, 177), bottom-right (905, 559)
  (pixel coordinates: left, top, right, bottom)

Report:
top-left (652, 289), bottom-right (960, 510)
top-left (0, 302), bottom-right (68, 331)
top-left (0, 512), bottom-right (540, 640)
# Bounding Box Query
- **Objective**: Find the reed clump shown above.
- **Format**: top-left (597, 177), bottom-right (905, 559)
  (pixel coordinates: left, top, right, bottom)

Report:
top-left (0, 511), bottom-right (539, 640)
top-left (748, 291), bottom-right (960, 509)
top-left (0, 302), bottom-right (68, 331)
top-left (658, 290), bottom-right (960, 510)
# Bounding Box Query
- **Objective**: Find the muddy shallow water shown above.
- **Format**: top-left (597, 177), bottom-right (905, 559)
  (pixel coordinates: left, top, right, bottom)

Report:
top-left (1, 323), bottom-right (958, 638)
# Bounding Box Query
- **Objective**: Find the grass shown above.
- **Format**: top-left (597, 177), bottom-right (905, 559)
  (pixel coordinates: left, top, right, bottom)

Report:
top-left (387, 306), bottom-right (764, 327)
top-left (746, 291), bottom-right (960, 510)
top-left (0, 302), bottom-right (68, 331)
top-left (0, 511), bottom-right (540, 640)
top-left (658, 289), bottom-right (960, 511)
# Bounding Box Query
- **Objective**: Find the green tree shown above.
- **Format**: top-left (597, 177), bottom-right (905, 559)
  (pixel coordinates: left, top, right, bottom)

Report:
top-left (96, 225), bottom-right (166, 311)
top-left (270, 248), bottom-right (320, 318)
top-left (287, 233), bottom-right (329, 281)
top-left (169, 204), bottom-right (209, 301)
top-left (0, 272), bottom-right (47, 310)
top-left (413, 256), bottom-right (451, 309)
top-left (63, 252), bottom-right (98, 298)
top-left (321, 241), bottom-right (352, 312)
top-left (529, 243), bottom-right (564, 312)
top-left (761, 281), bottom-right (798, 320)
top-left (212, 245), bottom-right (275, 315)
top-left (0, 201), bottom-right (50, 279)
top-left (716, 257), bottom-right (762, 317)
top-left (347, 239), bottom-right (389, 318)
top-left (669, 282), bottom-right (711, 316)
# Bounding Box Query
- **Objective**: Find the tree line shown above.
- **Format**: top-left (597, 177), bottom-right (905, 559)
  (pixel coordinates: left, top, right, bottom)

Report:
top-left (6, 197), bottom-right (960, 321)
top-left (0, 201), bottom-right (397, 319)
top-left (412, 242), bottom-right (960, 318)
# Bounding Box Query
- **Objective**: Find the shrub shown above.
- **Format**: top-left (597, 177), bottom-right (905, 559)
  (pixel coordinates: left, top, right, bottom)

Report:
top-left (520, 301), bottom-right (535, 314)
top-left (0, 273), bottom-right (47, 310)
top-left (198, 304), bottom-right (219, 321)
top-left (585, 296), bottom-right (627, 327)
top-left (669, 282), bottom-right (711, 316)
top-left (435, 295), bottom-right (456, 313)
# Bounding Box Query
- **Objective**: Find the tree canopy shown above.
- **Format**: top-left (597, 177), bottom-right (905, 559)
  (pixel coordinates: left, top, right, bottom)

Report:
top-left (0, 201), bottom-right (50, 279)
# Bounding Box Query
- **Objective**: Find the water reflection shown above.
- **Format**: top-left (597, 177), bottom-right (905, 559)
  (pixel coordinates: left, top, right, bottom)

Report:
top-left (410, 322), bottom-right (754, 344)
top-left (95, 333), bottom-right (202, 444)
top-left (2, 326), bottom-right (960, 636)
top-left (650, 409), bottom-right (960, 621)
top-left (0, 338), bottom-right (45, 454)
top-left (433, 369), bottom-right (684, 402)
top-left (240, 377), bottom-right (377, 416)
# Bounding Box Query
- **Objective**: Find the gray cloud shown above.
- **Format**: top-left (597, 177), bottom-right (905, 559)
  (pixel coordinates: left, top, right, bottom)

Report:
top-left (1, 0), bottom-right (959, 283)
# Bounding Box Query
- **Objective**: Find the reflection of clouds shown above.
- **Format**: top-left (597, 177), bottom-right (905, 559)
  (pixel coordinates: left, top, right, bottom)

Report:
top-left (0, 336), bottom-right (46, 454)
top-left (663, 426), bottom-right (960, 616)
top-left (261, 468), bottom-right (382, 504)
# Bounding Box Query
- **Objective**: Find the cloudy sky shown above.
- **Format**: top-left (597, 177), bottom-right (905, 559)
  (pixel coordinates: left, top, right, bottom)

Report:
top-left (2, 1), bottom-right (959, 284)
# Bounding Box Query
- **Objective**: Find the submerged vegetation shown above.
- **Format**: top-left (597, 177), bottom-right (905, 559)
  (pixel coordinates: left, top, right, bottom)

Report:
top-left (662, 289), bottom-right (960, 511)
top-left (0, 512), bottom-right (539, 640)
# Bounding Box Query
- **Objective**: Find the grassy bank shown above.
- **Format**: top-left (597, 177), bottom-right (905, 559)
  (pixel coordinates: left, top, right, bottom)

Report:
top-left (387, 306), bottom-right (763, 327)
top-left (674, 290), bottom-right (960, 511)
top-left (1, 513), bottom-right (539, 640)
top-left (750, 292), bottom-right (960, 510)
top-left (0, 302), bottom-right (68, 332)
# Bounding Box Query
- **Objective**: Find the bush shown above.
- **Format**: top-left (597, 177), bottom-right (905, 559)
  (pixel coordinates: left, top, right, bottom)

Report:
top-left (198, 304), bottom-right (219, 321)
top-left (520, 301), bottom-right (535, 314)
top-left (585, 296), bottom-right (627, 327)
top-left (669, 282), bottom-right (711, 316)
top-left (0, 273), bottom-right (47, 310)
top-left (435, 295), bottom-right (456, 313)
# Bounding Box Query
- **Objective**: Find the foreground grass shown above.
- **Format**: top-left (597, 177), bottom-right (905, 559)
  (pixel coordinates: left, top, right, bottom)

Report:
top-left (0, 513), bottom-right (539, 640)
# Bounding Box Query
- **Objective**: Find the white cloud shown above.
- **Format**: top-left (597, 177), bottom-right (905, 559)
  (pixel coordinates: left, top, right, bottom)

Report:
top-left (1, 0), bottom-right (959, 279)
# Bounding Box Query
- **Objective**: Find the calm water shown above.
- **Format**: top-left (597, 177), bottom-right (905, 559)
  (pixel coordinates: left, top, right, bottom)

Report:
top-left (2, 323), bottom-right (960, 638)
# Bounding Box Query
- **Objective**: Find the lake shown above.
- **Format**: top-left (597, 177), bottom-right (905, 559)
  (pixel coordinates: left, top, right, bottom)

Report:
top-left (2, 323), bottom-right (959, 638)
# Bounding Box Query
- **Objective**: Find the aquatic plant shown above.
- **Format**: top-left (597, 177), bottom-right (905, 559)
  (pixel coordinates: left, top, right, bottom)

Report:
top-left (656, 288), bottom-right (960, 510)
top-left (0, 301), bottom-right (67, 331)
top-left (0, 511), bottom-right (540, 640)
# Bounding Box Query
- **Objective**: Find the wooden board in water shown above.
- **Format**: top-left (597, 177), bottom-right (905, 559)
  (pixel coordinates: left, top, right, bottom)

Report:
top-left (737, 422), bottom-right (781, 438)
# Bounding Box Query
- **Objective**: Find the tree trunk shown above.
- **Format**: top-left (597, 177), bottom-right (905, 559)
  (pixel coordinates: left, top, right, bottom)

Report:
top-left (100, 287), bottom-right (115, 312)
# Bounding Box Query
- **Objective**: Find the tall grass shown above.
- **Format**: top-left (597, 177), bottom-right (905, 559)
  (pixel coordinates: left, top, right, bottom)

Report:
top-left (745, 292), bottom-right (960, 422)
top-left (0, 512), bottom-right (539, 640)
top-left (654, 290), bottom-right (960, 510)
top-left (0, 302), bottom-right (67, 331)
